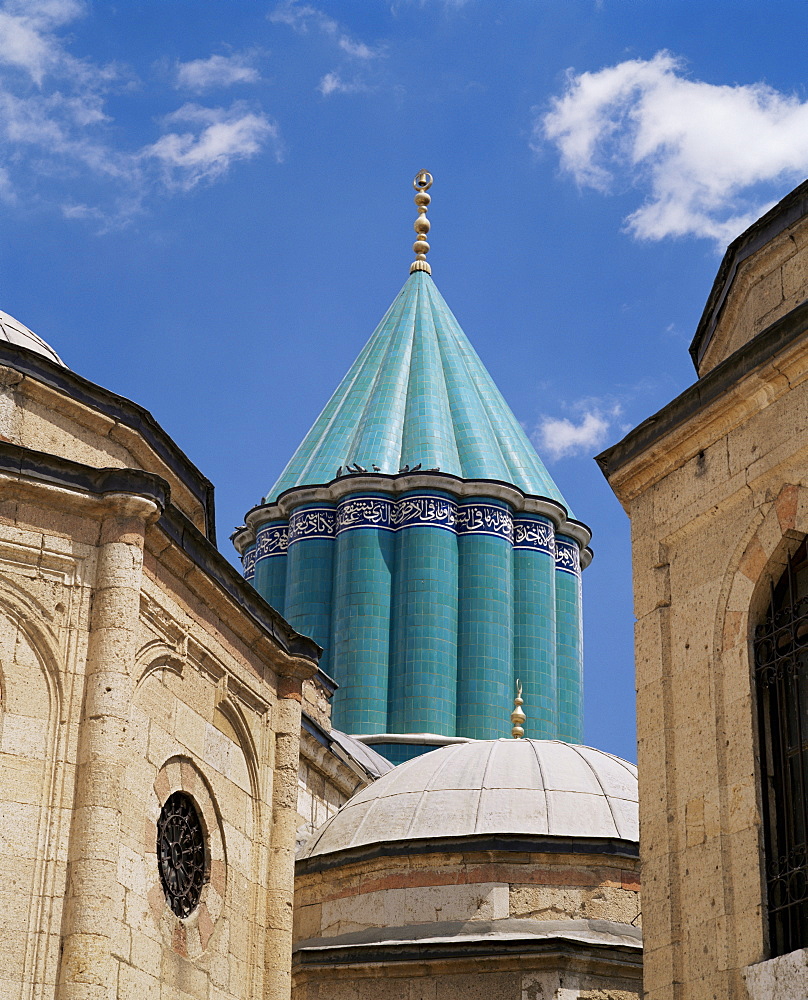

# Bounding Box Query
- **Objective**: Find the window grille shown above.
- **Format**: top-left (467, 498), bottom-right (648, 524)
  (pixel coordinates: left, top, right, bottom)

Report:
top-left (754, 539), bottom-right (808, 955)
top-left (157, 791), bottom-right (208, 918)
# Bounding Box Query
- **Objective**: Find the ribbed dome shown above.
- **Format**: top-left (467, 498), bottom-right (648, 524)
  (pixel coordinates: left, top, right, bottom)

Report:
top-left (299, 739), bottom-right (638, 860)
top-left (268, 271), bottom-right (568, 509)
top-left (0, 310), bottom-right (66, 367)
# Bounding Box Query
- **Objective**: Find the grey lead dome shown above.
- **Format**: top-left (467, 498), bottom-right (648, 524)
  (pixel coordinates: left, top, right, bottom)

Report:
top-left (0, 310), bottom-right (66, 367)
top-left (299, 738), bottom-right (638, 860)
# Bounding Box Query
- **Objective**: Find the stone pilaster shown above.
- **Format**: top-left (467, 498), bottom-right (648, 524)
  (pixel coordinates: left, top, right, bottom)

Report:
top-left (265, 676), bottom-right (303, 1000)
top-left (57, 495), bottom-right (159, 1000)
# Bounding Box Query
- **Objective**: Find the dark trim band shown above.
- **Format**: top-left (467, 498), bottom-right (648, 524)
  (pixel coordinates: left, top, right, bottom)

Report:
top-left (296, 833), bottom-right (639, 875)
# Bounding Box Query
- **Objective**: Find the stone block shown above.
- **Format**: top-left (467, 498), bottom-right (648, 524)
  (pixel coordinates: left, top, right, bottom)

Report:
top-left (161, 945), bottom-right (210, 995)
top-left (0, 800), bottom-right (44, 859)
top-left (435, 971), bottom-right (520, 999)
top-left (173, 701), bottom-right (207, 759)
top-left (1, 714), bottom-right (49, 759)
top-left (117, 961), bottom-right (160, 1000)
top-left (0, 753), bottom-right (47, 804)
top-left (126, 923), bottom-right (164, 979)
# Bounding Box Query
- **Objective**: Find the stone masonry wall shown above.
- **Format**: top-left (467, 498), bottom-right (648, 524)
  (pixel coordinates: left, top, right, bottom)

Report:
top-left (0, 475), bottom-right (310, 1000)
top-left (699, 212), bottom-right (808, 376)
top-left (294, 848), bottom-right (641, 944)
top-left (607, 277), bottom-right (808, 995)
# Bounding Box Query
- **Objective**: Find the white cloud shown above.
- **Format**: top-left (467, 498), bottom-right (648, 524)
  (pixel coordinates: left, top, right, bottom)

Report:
top-left (269, 1), bottom-right (382, 59)
top-left (539, 51), bottom-right (808, 244)
top-left (0, 0), bottom-right (85, 84)
top-left (0, 2), bottom-right (280, 225)
top-left (318, 72), bottom-right (366, 98)
top-left (143, 103), bottom-right (279, 190)
top-left (535, 402), bottom-right (622, 460)
top-left (176, 53), bottom-right (260, 92)
top-left (337, 36), bottom-right (376, 60)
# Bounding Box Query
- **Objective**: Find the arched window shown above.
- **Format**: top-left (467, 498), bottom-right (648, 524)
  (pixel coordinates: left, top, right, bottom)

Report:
top-left (755, 538), bottom-right (808, 955)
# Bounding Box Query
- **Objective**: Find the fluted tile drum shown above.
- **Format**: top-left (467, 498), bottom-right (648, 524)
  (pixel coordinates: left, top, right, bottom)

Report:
top-left (283, 505), bottom-right (336, 676)
top-left (389, 490), bottom-right (459, 735)
top-left (235, 267), bottom-right (592, 752)
top-left (252, 520), bottom-right (288, 613)
top-left (331, 493), bottom-right (395, 733)
top-left (456, 497), bottom-right (514, 739)
top-left (514, 514), bottom-right (558, 738)
top-left (555, 534), bottom-right (584, 743)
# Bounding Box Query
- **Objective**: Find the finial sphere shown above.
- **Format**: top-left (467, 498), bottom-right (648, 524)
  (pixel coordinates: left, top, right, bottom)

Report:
top-left (511, 678), bottom-right (526, 739)
top-left (409, 170), bottom-right (433, 275)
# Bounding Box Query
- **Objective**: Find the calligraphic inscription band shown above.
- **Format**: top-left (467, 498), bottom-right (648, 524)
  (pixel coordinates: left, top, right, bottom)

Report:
top-left (242, 547), bottom-right (257, 581)
top-left (455, 502), bottom-right (513, 542)
top-left (256, 522), bottom-right (289, 558)
top-left (392, 495), bottom-right (457, 532)
top-left (288, 507), bottom-right (337, 545)
top-left (513, 516), bottom-right (555, 556)
top-left (555, 538), bottom-right (581, 576)
top-left (336, 496), bottom-right (395, 533)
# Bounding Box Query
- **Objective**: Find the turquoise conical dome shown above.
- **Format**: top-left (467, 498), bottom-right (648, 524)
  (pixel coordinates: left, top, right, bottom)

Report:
top-left (237, 263), bottom-right (588, 759)
top-left (267, 270), bottom-right (569, 510)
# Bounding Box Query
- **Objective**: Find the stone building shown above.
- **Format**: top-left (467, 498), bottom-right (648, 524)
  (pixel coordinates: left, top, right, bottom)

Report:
top-left (293, 738), bottom-right (641, 1000)
top-left (233, 172), bottom-right (592, 763)
top-left (0, 171), bottom-right (644, 1000)
top-left (598, 179), bottom-right (808, 997)
top-left (0, 307), bottom-right (373, 999)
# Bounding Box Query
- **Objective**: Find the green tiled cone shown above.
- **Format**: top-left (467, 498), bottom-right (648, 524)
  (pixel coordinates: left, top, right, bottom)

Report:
top-left (247, 270), bottom-right (587, 755)
top-left (267, 271), bottom-right (571, 511)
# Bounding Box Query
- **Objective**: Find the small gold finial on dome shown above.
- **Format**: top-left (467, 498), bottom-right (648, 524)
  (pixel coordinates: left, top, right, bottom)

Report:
top-left (511, 679), bottom-right (526, 739)
top-left (410, 170), bottom-right (433, 275)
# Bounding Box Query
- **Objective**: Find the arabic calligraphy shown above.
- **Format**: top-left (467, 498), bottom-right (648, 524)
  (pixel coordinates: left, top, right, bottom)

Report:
top-left (288, 508), bottom-right (337, 544)
top-left (256, 522), bottom-right (289, 558)
top-left (555, 538), bottom-right (581, 575)
top-left (455, 502), bottom-right (513, 542)
top-left (336, 497), bottom-right (395, 533)
top-left (242, 547), bottom-right (257, 581)
top-left (247, 496), bottom-right (581, 577)
top-left (392, 495), bottom-right (457, 531)
top-left (513, 516), bottom-right (555, 556)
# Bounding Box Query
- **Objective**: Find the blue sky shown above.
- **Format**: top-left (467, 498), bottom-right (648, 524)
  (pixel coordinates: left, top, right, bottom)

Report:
top-left (2, 0), bottom-right (808, 762)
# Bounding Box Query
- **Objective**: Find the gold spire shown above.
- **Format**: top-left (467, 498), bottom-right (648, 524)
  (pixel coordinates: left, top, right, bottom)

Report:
top-left (511, 679), bottom-right (526, 739)
top-left (410, 170), bottom-right (433, 275)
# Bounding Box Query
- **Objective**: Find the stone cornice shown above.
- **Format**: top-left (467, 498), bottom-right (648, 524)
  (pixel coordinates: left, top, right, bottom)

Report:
top-left (296, 833), bottom-right (640, 875)
top-left (293, 918), bottom-right (642, 967)
top-left (156, 503), bottom-right (321, 669)
top-left (299, 720), bottom-right (373, 798)
top-left (598, 298), bottom-right (808, 504)
top-left (0, 340), bottom-right (217, 542)
top-left (689, 177), bottom-right (808, 373)
top-left (0, 439), bottom-right (169, 519)
top-left (0, 439), bottom-right (321, 668)
top-left (233, 471), bottom-right (593, 561)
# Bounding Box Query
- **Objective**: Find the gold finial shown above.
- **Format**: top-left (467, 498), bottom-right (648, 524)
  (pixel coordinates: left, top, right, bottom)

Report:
top-left (511, 679), bottom-right (526, 739)
top-left (410, 170), bottom-right (433, 275)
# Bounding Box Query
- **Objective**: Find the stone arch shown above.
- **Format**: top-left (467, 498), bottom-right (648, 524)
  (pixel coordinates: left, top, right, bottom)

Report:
top-left (147, 755), bottom-right (227, 959)
top-left (214, 692), bottom-right (262, 820)
top-left (0, 576), bottom-right (70, 996)
top-left (135, 640), bottom-right (185, 689)
top-left (128, 650), bottom-right (264, 980)
top-left (716, 483), bottom-right (808, 661)
top-left (710, 482), bottom-right (808, 969)
top-left (0, 575), bottom-right (65, 720)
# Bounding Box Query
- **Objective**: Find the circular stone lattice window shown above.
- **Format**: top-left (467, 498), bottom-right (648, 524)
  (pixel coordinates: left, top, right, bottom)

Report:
top-left (157, 791), bottom-right (208, 918)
